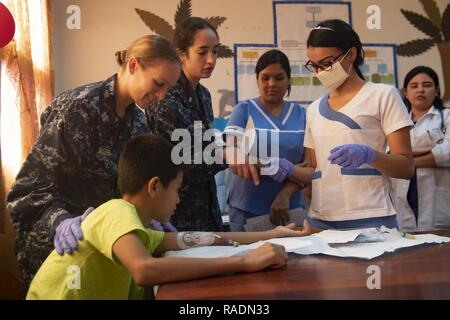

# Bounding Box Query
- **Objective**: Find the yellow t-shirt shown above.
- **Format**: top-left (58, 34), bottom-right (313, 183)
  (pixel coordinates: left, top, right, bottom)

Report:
top-left (26, 199), bottom-right (164, 300)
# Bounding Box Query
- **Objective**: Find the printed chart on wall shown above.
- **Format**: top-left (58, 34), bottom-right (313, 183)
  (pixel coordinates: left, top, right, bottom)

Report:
top-left (234, 1), bottom-right (399, 105)
top-left (361, 44), bottom-right (398, 88)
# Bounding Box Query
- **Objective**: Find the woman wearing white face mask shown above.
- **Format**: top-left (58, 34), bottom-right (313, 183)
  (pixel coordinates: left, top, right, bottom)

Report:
top-left (391, 66), bottom-right (450, 232)
top-left (265, 19), bottom-right (415, 230)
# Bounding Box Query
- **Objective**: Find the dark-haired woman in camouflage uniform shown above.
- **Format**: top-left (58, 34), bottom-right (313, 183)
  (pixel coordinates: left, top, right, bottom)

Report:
top-left (147, 17), bottom-right (226, 232)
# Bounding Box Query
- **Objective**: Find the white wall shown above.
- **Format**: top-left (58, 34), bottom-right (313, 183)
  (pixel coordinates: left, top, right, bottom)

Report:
top-left (52, 0), bottom-right (450, 113)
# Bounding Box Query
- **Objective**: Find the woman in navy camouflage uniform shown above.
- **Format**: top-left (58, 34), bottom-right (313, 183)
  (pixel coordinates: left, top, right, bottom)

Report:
top-left (146, 17), bottom-right (226, 231)
top-left (7, 35), bottom-right (181, 289)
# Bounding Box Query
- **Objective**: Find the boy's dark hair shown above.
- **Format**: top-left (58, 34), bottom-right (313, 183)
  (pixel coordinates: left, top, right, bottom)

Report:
top-left (255, 49), bottom-right (292, 97)
top-left (118, 134), bottom-right (182, 195)
top-left (173, 17), bottom-right (219, 54)
top-left (307, 19), bottom-right (365, 80)
top-left (402, 65), bottom-right (444, 111)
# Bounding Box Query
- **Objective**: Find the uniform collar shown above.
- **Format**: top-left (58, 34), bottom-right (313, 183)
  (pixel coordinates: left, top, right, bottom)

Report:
top-left (106, 74), bottom-right (137, 121)
top-left (410, 105), bottom-right (440, 118)
top-left (178, 70), bottom-right (197, 93)
top-left (428, 105), bottom-right (441, 116)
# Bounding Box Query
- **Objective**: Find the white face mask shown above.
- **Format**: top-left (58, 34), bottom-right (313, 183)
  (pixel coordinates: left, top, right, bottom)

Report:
top-left (316, 50), bottom-right (352, 92)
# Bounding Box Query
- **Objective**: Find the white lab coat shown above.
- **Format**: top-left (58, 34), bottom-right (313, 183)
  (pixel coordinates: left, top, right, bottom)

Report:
top-left (390, 106), bottom-right (450, 232)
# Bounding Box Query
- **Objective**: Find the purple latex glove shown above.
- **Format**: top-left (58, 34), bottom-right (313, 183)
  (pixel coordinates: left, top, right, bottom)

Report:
top-left (147, 219), bottom-right (177, 232)
top-left (328, 144), bottom-right (377, 169)
top-left (265, 158), bottom-right (294, 183)
top-left (54, 207), bottom-right (95, 256)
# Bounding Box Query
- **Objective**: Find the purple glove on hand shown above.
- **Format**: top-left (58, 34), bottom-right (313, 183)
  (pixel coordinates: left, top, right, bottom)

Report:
top-left (147, 220), bottom-right (177, 232)
top-left (265, 158), bottom-right (294, 183)
top-left (328, 144), bottom-right (377, 169)
top-left (54, 207), bottom-right (94, 256)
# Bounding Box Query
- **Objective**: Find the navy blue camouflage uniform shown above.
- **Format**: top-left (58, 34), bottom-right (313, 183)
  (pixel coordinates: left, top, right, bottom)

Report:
top-left (6, 74), bottom-right (148, 288)
top-left (146, 71), bottom-right (225, 232)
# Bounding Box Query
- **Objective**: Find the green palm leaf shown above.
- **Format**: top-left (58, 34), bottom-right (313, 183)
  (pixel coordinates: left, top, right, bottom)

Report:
top-left (217, 45), bottom-right (234, 59)
top-left (419, 0), bottom-right (442, 30)
top-left (397, 38), bottom-right (436, 56)
top-left (135, 8), bottom-right (175, 40)
top-left (135, 0), bottom-right (233, 60)
top-left (205, 16), bottom-right (227, 29)
top-left (442, 4), bottom-right (450, 41)
top-left (174, 0), bottom-right (192, 27)
top-left (401, 9), bottom-right (442, 42)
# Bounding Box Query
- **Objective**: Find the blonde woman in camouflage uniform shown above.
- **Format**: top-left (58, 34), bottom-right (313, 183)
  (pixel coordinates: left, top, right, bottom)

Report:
top-left (7, 35), bottom-right (181, 289)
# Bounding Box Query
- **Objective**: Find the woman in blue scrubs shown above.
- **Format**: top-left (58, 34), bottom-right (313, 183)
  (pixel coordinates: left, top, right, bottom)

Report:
top-left (224, 49), bottom-right (306, 231)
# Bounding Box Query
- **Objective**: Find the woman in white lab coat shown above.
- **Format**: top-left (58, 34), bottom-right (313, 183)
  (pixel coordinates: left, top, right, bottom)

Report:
top-left (264, 19), bottom-right (415, 230)
top-left (391, 66), bottom-right (450, 231)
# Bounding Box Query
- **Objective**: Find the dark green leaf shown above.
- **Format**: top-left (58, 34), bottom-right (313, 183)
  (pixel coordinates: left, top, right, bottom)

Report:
top-left (442, 4), bottom-right (450, 41)
top-left (205, 16), bottom-right (227, 29)
top-left (419, 0), bottom-right (442, 29)
top-left (217, 45), bottom-right (233, 59)
top-left (135, 8), bottom-right (174, 40)
top-left (174, 0), bottom-right (192, 27)
top-left (397, 38), bottom-right (436, 56)
top-left (401, 9), bottom-right (442, 42)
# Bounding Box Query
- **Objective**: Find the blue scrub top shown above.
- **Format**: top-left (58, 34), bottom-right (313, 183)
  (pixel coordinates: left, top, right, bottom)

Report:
top-left (224, 98), bottom-right (306, 216)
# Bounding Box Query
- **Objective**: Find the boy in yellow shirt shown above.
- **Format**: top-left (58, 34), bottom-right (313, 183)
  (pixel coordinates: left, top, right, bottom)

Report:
top-left (27, 134), bottom-right (310, 299)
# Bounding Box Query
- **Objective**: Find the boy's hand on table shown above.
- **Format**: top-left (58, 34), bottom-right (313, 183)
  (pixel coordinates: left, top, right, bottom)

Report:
top-left (272, 219), bottom-right (313, 238)
top-left (242, 243), bottom-right (288, 272)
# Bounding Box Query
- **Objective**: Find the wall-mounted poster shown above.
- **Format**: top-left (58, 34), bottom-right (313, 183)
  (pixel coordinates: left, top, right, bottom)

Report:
top-left (235, 1), bottom-right (399, 105)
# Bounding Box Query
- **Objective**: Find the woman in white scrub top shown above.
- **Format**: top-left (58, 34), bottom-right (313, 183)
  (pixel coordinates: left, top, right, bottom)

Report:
top-left (267, 19), bottom-right (415, 230)
top-left (391, 66), bottom-right (450, 231)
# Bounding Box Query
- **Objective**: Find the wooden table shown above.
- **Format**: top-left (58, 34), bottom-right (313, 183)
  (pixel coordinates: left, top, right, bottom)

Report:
top-left (157, 230), bottom-right (450, 299)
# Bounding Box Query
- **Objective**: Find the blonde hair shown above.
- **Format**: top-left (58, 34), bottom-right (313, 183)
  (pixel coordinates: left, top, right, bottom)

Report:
top-left (115, 35), bottom-right (180, 68)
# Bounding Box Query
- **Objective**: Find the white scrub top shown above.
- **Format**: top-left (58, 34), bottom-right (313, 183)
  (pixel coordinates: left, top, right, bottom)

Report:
top-left (304, 82), bottom-right (413, 222)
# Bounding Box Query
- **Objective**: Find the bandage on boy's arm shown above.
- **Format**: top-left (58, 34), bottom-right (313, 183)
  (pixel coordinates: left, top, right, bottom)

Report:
top-left (154, 232), bottom-right (221, 253)
top-left (155, 226), bottom-right (309, 254)
top-left (113, 233), bottom-right (264, 286)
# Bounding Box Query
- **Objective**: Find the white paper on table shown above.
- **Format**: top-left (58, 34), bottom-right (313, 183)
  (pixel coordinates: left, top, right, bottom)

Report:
top-left (314, 229), bottom-right (368, 244)
top-left (294, 233), bottom-right (450, 259)
top-left (164, 242), bottom-right (258, 259)
top-left (164, 230), bottom-right (450, 260)
top-left (164, 236), bottom-right (316, 259)
top-left (314, 228), bottom-right (389, 244)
